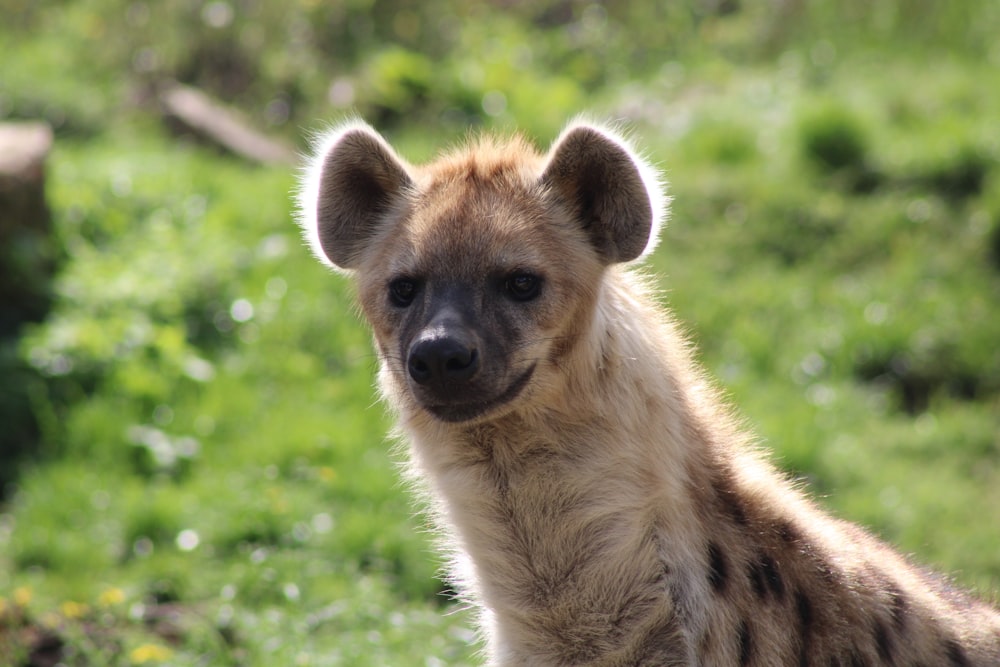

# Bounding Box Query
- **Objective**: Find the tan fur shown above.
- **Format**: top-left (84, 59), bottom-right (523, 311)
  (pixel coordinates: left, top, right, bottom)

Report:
top-left (298, 119), bottom-right (1000, 666)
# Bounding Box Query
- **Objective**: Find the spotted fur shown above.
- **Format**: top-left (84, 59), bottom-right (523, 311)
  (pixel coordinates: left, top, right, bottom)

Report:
top-left (297, 118), bottom-right (1000, 665)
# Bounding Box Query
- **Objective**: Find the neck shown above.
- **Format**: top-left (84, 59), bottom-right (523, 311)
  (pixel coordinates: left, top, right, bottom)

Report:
top-left (398, 268), bottom-right (732, 660)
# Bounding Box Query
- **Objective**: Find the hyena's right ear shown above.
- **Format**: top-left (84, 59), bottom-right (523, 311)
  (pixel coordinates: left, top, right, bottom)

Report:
top-left (298, 120), bottom-right (413, 271)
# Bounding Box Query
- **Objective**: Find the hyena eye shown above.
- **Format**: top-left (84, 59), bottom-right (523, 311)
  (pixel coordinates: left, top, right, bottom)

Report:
top-left (389, 278), bottom-right (419, 307)
top-left (504, 272), bottom-right (542, 302)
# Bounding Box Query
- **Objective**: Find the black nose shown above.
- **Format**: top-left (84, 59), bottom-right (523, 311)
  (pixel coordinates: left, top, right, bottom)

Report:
top-left (408, 337), bottom-right (479, 385)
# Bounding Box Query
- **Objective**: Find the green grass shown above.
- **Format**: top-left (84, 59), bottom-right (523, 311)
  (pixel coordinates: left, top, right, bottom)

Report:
top-left (2, 2), bottom-right (1000, 664)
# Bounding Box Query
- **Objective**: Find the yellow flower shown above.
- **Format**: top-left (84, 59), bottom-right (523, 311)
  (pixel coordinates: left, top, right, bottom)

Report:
top-left (98, 587), bottom-right (126, 607)
top-left (61, 600), bottom-right (90, 619)
top-left (318, 466), bottom-right (336, 482)
top-left (130, 643), bottom-right (174, 664)
top-left (13, 586), bottom-right (32, 606)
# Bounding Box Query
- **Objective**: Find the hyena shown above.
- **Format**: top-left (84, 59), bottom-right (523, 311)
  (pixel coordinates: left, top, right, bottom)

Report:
top-left (297, 118), bottom-right (1000, 666)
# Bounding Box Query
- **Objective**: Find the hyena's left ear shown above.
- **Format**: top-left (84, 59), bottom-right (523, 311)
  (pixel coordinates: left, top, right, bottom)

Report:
top-left (541, 122), bottom-right (667, 264)
top-left (297, 120), bottom-right (414, 271)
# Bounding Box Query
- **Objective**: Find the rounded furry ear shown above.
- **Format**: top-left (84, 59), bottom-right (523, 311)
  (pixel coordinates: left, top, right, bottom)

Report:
top-left (297, 120), bottom-right (413, 271)
top-left (541, 121), bottom-right (667, 264)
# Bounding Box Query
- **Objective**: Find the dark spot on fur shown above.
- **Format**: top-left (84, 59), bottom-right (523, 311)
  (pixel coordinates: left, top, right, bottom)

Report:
top-left (737, 620), bottom-right (753, 666)
top-left (749, 558), bottom-right (766, 599)
top-left (873, 619), bottom-right (893, 663)
top-left (730, 498), bottom-right (750, 526)
top-left (778, 520), bottom-right (801, 544)
top-left (749, 553), bottom-right (785, 601)
top-left (797, 591), bottom-right (814, 667)
top-left (796, 590), bottom-right (814, 629)
top-left (707, 542), bottom-right (728, 594)
top-left (747, 561), bottom-right (767, 600)
top-left (886, 584), bottom-right (908, 630)
top-left (762, 555), bottom-right (785, 599)
top-left (944, 638), bottom-right (971, 667)
top-left (714, 474), bottom-right (751, 527)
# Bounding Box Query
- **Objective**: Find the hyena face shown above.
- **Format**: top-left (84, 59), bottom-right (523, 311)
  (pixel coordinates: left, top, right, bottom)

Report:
top-left (300, 120), bottom-right (665, 423)
top-left (355, 178), bottom-right (601, 423)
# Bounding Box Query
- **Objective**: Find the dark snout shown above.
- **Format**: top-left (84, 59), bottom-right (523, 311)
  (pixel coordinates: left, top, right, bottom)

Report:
top-left (401, 299), bottom-right (533, 423)
top-left (407, 306), bottom-right (480, 388)
top-left (408, 334), bottom-right (479, 385)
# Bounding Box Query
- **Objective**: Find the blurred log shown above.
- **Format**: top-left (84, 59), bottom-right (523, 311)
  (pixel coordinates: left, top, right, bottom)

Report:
top-left (0, 122), bottom-right (55, 491)
top-left (0, 121), bottom-right (55, 336)
top-left (158, 81), bottom-right (296, 166)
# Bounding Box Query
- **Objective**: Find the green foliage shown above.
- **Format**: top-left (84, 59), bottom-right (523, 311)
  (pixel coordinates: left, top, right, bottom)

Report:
top-left (797, 101), bottom-right (871, 175)
top-left (4, 0), bottom-right (996, 141)
top-left (2, 1), bottom-right (1000, 664)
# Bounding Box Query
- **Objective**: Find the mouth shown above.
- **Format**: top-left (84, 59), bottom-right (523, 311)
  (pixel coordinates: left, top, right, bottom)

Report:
top-left (422, 364), bottom-right (536, 423)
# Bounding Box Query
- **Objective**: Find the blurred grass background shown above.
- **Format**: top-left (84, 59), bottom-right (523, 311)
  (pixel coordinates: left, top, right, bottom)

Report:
top-left (1, 0), bottom-right (999, 664)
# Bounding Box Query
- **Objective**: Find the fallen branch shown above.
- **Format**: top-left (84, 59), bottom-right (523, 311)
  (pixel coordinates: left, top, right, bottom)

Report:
top-left (157, 81), bottom-right (296, 166)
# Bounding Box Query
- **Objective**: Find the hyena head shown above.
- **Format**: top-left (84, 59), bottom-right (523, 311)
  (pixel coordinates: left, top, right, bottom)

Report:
top-left (298, 119), bottom-right (666, 424)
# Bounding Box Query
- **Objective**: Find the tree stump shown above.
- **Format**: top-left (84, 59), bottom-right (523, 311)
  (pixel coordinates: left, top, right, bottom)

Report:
top-left (0, 121), bottom-right (55, 494)
top-left (0, 121), bottom-right (55, 337)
